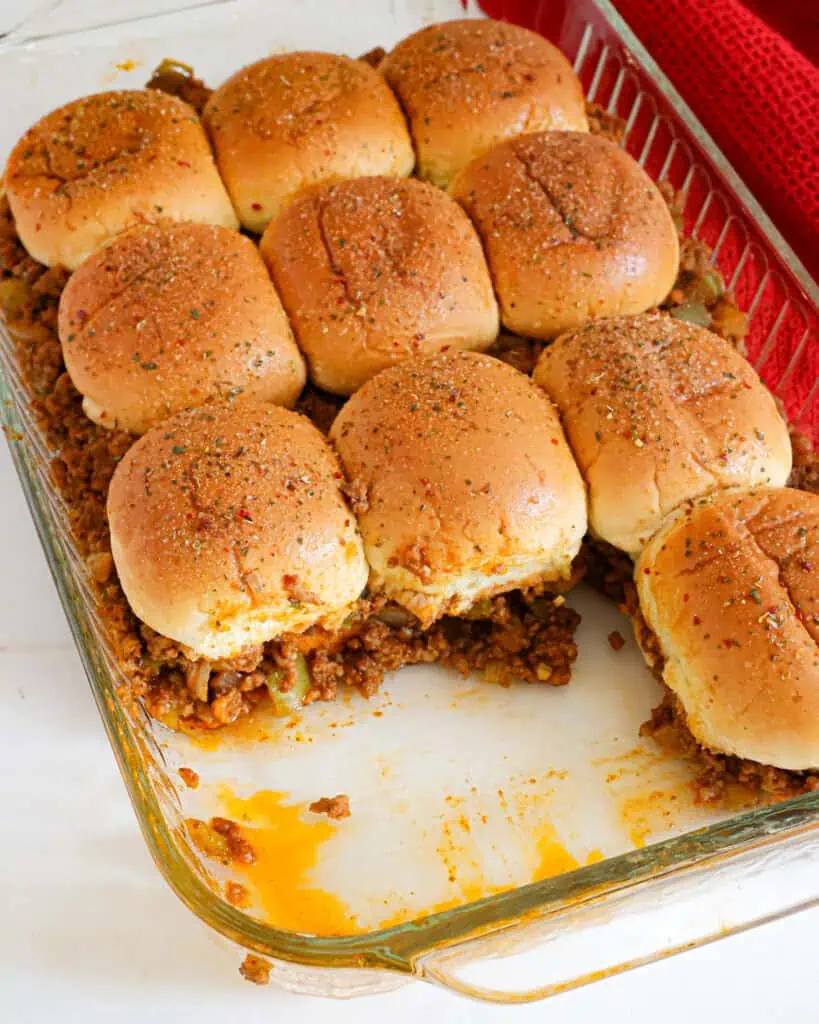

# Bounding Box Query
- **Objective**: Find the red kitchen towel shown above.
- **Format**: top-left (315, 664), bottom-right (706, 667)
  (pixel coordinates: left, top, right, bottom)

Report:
top-left (611, 0), bottom-right (819, 285)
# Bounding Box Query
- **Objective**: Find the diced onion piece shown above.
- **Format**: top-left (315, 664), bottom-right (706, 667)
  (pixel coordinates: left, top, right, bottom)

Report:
top-left (185, 659), bottom-right (211, 703)
top-left (265, 655), bottom-right (311, 716)
top-left (146, 57), bottom-right (196, 95)
top-left (376, 605), bottom-right (414, 627)
top-left (154, 57), bottom-right (195, 77)
top-left (670, 301), bottom-right (711, 328)
top-left (694, 269), bottom-right (724, 305)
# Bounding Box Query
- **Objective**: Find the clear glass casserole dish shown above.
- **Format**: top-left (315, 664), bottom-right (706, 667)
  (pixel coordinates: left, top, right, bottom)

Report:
top-left (0, 0), bottom-right (817, 1005)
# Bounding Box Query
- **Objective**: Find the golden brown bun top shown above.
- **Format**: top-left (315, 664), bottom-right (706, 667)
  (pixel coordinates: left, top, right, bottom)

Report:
top-left (330, 351), bottom-right (587, 620)
top-left (58, 222), bottom-right (305, 434)
top-left (450, 131), bottom-right (679, 338)
top-left (534, 312), bottom-right (793, 555)
top-left (636, 488), bottom-right (819, 769)
top-left (107, 401), bottom-right (367, 659)
top-left (203, 52), bottom-right (414, 232)
top-left (4, 89), bottom-right (238, 269)
top-left (382, 18), bottom-right (588, 187)
top-left (260, 175), bottom-right (498, 395)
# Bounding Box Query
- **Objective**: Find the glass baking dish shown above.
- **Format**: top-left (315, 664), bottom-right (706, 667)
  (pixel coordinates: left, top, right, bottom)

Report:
top-left (1, 0), bottom-right (818, 1005)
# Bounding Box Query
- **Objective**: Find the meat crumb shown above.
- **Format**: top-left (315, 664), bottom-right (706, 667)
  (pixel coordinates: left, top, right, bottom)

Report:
top-left (309, 794), bottom-right (351, 819)
top-left (211, 816), bottom-right (257, 864)
top-left (358, 46), bottom-right (386, 68)
top-left (608, 630), bottom-right (626, 652)
top-left (225, 880), bottom-right (250, 908)
top-left (188, 816), bottom-right (256, 865)
top-left (240, 954), bottom-right (272, 986)
top-left (178, 767), bottom-right (199, 789)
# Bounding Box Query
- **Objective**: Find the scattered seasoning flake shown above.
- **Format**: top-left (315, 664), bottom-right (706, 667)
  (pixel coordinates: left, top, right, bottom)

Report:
top-left (749, 588), bottom-right (763, 605)
top-left (141, 361), bottom-right (158, 371)
top-left (171, 445), bottom-right (186, 455)
top-left (190, 308), bottom-right (200, 319)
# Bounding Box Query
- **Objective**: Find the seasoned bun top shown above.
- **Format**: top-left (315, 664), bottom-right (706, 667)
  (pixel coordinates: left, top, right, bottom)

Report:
top-left (5, 89), bottom-right (238, 269)
top-left (382, 19), bottom-right (588, 187)
top-left (59, 222), bottom-right (305, 434)
top-left (260, 175), bottom-right (498, 395)
top-left (534, 313), bottom-right (792, 556)
top-left (330, 351), bottom-right (586, 624)
top-left (203, 52), bottom-right (414, 232)
top-left (107, 401), bottom-right (368, 660)
top-left (450, 131), bottom-right (679, 338)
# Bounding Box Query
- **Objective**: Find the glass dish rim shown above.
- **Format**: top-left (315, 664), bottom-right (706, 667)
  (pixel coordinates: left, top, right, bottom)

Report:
top-left (0, 0), bottom-right (818, 979)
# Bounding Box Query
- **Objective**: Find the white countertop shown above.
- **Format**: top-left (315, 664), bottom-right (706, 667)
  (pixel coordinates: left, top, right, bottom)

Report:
top-left (3, 429), bottom-right (819, 1024)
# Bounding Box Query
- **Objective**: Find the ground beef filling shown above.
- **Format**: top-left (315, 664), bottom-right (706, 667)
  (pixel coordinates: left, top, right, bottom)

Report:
top-left (142, 591), bottom-right (581, 731)
top-left (641, 688), bottom-right (819, 803)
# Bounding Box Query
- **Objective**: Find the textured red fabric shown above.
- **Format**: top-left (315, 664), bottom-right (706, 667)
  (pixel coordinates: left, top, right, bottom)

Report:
top-left (739, 1), bottom-right (819, 68)
top-left (611, 0), bottom-right (819, 284)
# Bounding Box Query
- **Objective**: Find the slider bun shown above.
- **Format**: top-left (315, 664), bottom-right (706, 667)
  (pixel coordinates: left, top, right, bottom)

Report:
top-left (330, 351), bottom-right (587, 625)
top-left (203, 52), bottom-right (414, 233)
top-left (382, 19), bottom-right (588, 188)
top-left (260, 176), bottom-right (499, 395)
top-left (59, 222), bottom-right (306, 434)
top-left (534, 313), bottom-right (792, 556)
top-left (4, 90), bottom-right (237, 270)
top-left (636, 488), bottom-right (819, 770)
top-left (107, 401), bottom-right (368, 660)
top-left (450, 132), bottom-right (679, 338)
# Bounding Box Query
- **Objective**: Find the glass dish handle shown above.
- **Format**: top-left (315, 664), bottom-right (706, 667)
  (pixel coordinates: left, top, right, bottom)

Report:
top-left (412, 823), bottom-right (819, 1003)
